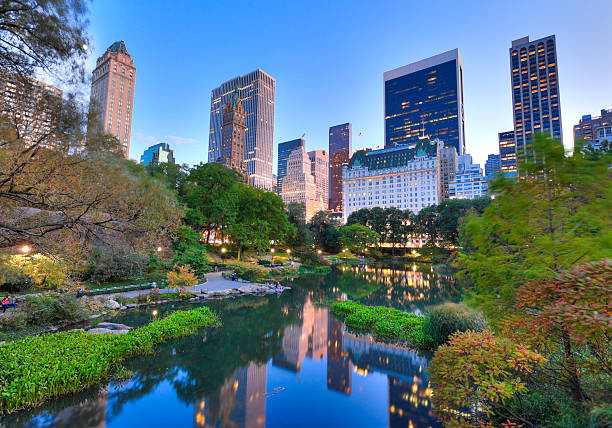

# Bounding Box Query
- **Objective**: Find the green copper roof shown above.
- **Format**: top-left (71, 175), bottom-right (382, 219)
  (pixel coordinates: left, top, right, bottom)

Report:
top-left (348, 138), bottom-right (438, 171)
top-left (108, 41), bottom-right (128, 54)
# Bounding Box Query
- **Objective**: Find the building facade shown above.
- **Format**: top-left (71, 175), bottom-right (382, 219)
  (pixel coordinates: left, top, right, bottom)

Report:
top-left (216, 88), bottom-right (247, 175)
top-left (498, 130), bottom-right (517, 177)
top-left (308, 149), bottom-right (329, 212)
top-left (329, 123), bottom-right (352, 213)
top-left (439, 144), bottom-right (457, 201)
top-left (140, 142), bottom-right (175, 166)
top-left (384, 49), bottom-right (465, 156)
top-left (277, 138), bottom-right (305, 193)
top-left (573, 109), bottom-right (612, 150)
top-left (89, 41), bottom-right (136, 158)
top-left (0, 69), bottom-right (63, 148)
top-left (342, 137), bottom-right (442, 223)
top-left (208, 69), bottom-right (275, 190)
top-left (510, 35), bottom-right (562, 161)
top-left (485, 154), bottom-right (501, 180)
top-left (449, 154), bottom-right (487, 199)
top-left (281, 145), bottom-right (318, 221)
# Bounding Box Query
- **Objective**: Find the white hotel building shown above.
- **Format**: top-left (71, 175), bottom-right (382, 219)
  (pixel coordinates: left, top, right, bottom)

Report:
top-left (342, 137), bottom-right (443, 223)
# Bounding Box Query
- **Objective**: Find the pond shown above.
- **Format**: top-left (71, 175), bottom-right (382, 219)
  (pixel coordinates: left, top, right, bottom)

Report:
top-left (3, 263), bottom-right (463, 428)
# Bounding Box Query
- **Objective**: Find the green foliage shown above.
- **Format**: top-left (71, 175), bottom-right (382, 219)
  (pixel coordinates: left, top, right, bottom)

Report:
top-left (257, 259), bottom-right (271, 266)
top-left (0, 261), bottom-right (33, 292)
top-left (11, 254), bottom-right (66, 288)
top-left (339, 224), bottom-right (380, 253)
top-left (423, 302), bottom-right (488, 348)
top-left (226, 261), bottom-right (268, 282)
top-left (84, 247), bottom-right (146, 283)
top-left (172, 226), bottom-right (210, 275)
top-left (0, 307), bottom-right (219, 414)
top-left (429, 330), bottom-right (546, 428)
top-left (285, 202), bottom-right (313, 248)
top-left (308, 211), bottom-right (341, 253)
top-left (459, 135), bottom-right (612, 320)
top-left (330, 301), bottom-right (428, 347)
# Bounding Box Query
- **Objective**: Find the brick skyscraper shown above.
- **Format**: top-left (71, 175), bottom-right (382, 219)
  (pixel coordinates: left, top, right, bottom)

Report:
top-left (216, 88), bottom-right (247, 176)
top-left (89, 41), bottom-right (136, 158)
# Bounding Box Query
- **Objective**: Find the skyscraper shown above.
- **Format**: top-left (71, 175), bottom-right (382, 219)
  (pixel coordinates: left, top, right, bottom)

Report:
top-left (277, 138), bottom-right (305, 193)
top-left (89, 41), bottom-right (136, 158)
top-left (328, 123), bottom-right (352, 213)
top-left (281, 145), bottom-right (318, 221)
top-left (510, 35), bottom-right (562, 161)
top-left (384, 49), bottom-right (465, 155)
top-left (449, 154), bottom-right (487, 199)
top-left (140, 142), bottom-right (174, 166)
top-left (308, 149), bottom-right (329, 212)
top-left (498, 131), bottom-right (517, 176)
top-left (208, 70), bottom-right (275, 190)
top-left (439, 144), bottom-right (458, 201)
top-left (485, 154), bottom-right (501, 180)
top-left (0, 69), bottom-right (62, 148)
top-left (216, 88), bottom-right (247, 176)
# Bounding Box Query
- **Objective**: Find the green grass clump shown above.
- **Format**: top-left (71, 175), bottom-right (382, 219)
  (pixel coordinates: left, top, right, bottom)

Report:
top-left (423, 302), bottom-right (487, 348)
top-left (0, 307), bottom-right (219, 415)
top-left (331, 301), bottom-right (429, 348)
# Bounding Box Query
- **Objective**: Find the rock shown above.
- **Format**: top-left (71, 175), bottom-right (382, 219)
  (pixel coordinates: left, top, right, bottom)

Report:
top-left (87, 328), bottom-right (112, 334)
top-left (105, 300), bottom-right (120, 309)
top-left (89, 314), bottom-right (101, 319)
top-left (50, 327), bottom-right (58, 332)
top-left (97, 322), bottom-right (132, 330)
top-left (126, 304), bottom-right (137, 309)
top-left (120, 306), bottom-right (127, 310)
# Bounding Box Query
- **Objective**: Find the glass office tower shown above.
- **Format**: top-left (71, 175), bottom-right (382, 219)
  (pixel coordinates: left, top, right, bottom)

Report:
top-left (208, 69), bottom-right (275, 190)
top-left (498, 131), bottom-right (517, 177)
top-left (384, 49), bottom-right (465, 156)
top-left (328, 123), bottom-right (352, 213)
top-left (510, 35), bottom-right (562, 161)
top-left (277, 138), bottom-right (305, 193)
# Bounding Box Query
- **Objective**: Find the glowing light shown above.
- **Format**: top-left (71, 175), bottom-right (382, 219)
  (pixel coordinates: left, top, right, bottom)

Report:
top-left (286, 249), bottom-right (291, 254)
top-left (20, 245), bottom-right (31, 254)
top-left (270, 248), bottom-right (275, 253)
top-left (156, 246), bottom-right (162, 252)
top-left (152, 310), bottom-right (158, 316)
top-left (317, 250), bottom-right (322, 254)
top-left (221, 248), bottom-right (226, 253)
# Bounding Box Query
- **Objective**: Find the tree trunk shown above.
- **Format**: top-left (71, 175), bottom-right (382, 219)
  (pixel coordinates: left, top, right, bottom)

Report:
top-left (562, 329), bottom-right (586, 403)
top-left (237, 245), bottom-right (242, 261)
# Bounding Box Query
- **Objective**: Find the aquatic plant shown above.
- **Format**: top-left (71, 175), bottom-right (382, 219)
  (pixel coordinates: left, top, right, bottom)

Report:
top-left (330, 301), bottom-right (428, 347)
top-left (0, 307), bottom-right (219, 415)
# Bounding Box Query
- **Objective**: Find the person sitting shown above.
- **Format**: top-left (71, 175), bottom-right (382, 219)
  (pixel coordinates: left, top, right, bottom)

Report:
top-left (6, 296), bottom-right (16, 309)
top-left (1, 297), bottom-right (8, 313)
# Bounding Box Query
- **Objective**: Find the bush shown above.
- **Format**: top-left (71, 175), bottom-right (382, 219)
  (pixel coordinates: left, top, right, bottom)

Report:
top-left (0, 307), bottom-right (219, 414)
top-left (85, 248), bottom-right (146, 283)
top-left (258, 259), bottom-right (271, 266)
top-left (166, 265), bottom-right (198, 295)
top-left (294, 249), bottom-right (324, 268)
top-left (423, 302), bottom-right (487, 348)
top-left (226, 261), bottom-right (268, 282)
top-left (22, 294), bottom-right (89, 326)
top-left (173, 227), bottom-right (211, 275)
top-left (0, 263), bottom-right (33, 292)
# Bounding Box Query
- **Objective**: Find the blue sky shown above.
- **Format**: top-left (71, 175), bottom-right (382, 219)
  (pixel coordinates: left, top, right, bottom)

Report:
top-left (87, 0), bottom-right (611, 167)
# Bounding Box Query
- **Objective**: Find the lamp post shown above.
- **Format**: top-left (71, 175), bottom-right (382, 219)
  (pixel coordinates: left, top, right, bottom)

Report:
top-left (20, 245), bottom-right (31, 254)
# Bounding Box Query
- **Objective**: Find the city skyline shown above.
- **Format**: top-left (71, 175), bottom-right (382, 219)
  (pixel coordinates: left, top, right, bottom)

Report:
top-left (85, 1), bottom-right (611, 167)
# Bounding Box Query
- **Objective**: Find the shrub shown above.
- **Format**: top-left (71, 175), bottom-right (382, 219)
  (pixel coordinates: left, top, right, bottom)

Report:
top-left (2, 254), bottom-right (66, 289)
top-left (429, 330), bottom-right (546, 427)
top-left (258, 259), bottom-right (271, 266)
top-left (0, 307), bottom-right (219, 414)
top-left (22, 294), bottom-right (89, 326)
top-left (423, 302), bottom-right (488, 348)
top-left (166, 265), bottom-right (198, 295)
top-left (85, 248), bottom-right (146, 283)
top-left (226, 261), bottom-right (268, 282)
top-left (0, 263), bottom-right (33, 292)
top-left (172, 228), bottom-right (211, 276)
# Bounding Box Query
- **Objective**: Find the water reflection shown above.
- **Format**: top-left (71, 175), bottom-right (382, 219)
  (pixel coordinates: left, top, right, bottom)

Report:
top-left (4, 264), bottom-right (454, 428)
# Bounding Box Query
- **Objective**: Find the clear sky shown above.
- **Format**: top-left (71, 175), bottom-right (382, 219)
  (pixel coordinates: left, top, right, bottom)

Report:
top-left (87, 0), bottom-right (611, 167)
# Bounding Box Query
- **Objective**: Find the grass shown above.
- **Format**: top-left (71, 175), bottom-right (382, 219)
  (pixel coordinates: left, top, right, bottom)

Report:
top-left (330, 301), bottom-right (430, 348)
top-left (0, 306), bottom-right (219, 415)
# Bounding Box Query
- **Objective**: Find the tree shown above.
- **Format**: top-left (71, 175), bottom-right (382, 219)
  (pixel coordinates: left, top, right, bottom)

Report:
top-left (309, 211), bottom-right (341, 253)
top-left (228, 186), bottom-right (294, 260)
top-left (0, 0), bottom-right (89, 82)
top-left (182, 163), bottom-right (241, 243)
top-left (172, 226), bottom-right (210, 276)
top-left (339, 224), bottom-right (380, 254)
top-left (285, 202), bottom-right (313, 248)
top-left (145, 162), bottom-right (189, 196)
top-left (458, 134), bottom-right (612, 320)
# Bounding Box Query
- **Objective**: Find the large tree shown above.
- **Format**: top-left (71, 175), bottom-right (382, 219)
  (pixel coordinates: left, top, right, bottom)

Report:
top-left (339, 224), bottom-right (380, 254)
top-left (459, 134), bottom-right (612, 320)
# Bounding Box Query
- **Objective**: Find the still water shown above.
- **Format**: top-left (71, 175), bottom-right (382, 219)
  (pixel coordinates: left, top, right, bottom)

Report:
top-left (3, 263), bottom-right (462, 428)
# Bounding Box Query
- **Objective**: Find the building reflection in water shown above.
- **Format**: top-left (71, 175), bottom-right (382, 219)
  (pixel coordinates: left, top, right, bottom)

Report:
top-left (193, 362), bottom-right (267, 428)
top-left (193, 291), bottom-right (441, 428)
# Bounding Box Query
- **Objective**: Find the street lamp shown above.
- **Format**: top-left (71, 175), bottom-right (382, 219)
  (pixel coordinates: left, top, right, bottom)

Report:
top-left (156, 246), bottom-right (162, 253)
top-left (317, 249), bottom-right (322, 255)
top-left (20, 245), bottom-right (31, 254)
top-left (221, 248), bottom-right (227, 254)
top-left (270, 248), bottom-right (275, 253)
top-left (286, 249), bottom-right (291, 255)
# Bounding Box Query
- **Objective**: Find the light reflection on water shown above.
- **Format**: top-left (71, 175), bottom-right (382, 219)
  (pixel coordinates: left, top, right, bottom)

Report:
top-left (3, 263), bottom-right (457, 428)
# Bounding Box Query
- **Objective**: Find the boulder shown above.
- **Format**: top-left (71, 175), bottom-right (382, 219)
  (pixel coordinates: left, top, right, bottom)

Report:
top-left (97, 322), bottom-right (132, 330)
top-left (105, 300), bottom-right (120, 309)
top-left (87, 328), bottom-right (112, 334)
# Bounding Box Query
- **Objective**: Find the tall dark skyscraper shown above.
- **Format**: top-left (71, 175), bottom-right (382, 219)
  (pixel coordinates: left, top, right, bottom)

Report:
top-left (510, 35), bottom-right (562, 161)
top-left (498, 130), bottom-right (517, 176)
top-left (485, 154), bottom-right (501, 179)
top-left (209, 69), bottom-right (275, 189)
top-left (328, 123), bottom-right (352, 213)
top-left (277, 138), bottom-right (305, 193)
top-left (216, 88), bottom-right (247, 176)
top-left (383, 49), bottom-right (465, 155)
